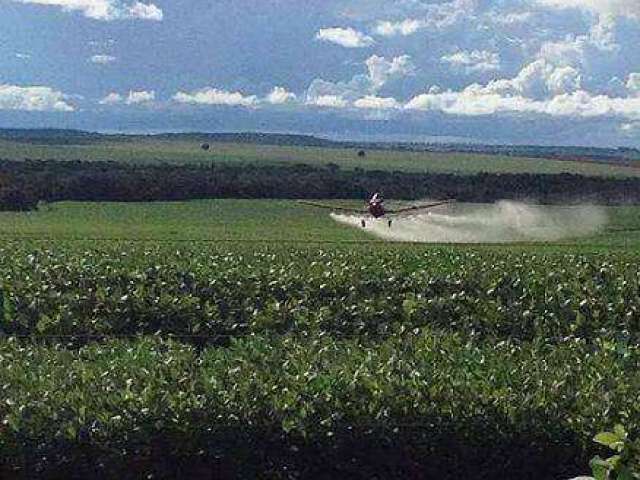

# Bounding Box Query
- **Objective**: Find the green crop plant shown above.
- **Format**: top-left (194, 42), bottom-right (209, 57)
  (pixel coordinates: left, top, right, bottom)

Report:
top-left (1, 239), bottom-right (639, 478)
top-left (590, 425), bottom-right (640, 480)
top-left (0, 242), bottom-right (639, 344)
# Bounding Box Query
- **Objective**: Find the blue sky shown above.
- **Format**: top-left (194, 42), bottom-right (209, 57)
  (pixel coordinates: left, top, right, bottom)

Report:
top-left (0, 0), bottom-right (639, 146)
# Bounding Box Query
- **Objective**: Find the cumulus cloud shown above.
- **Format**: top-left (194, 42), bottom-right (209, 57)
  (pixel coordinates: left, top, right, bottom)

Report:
top-left (366, 54), bottom-right (414, 89)
top-left (545, 65), bottom-right (583, 94)
top-left (126, 1), bottom-right (162, 20)
top-left (589, 14), bottom-right (618, 50)
top-left (465, 59), bottom-right (581, 99)
top-left (99, 90), bottom-right (155, 105)
top-left (405, 57), bottom-right (640, 121)
top-left (627, 73), bottom-right (640, 94)
top-left (489, 11), bottom-right (533, 25)
top-left (126, 90), bottom-right (155, 104)
top-left (99, 92), bottom-right (123, 105)
top-left (442, 50), bottom-right (501, 73)
top-left (265, 86), bottom-right (297, 104)
top-left (406, 87), bottom-right (640, 119)
top-left (375, 18), bottom-right (426, 37)
top-left (374, 4), bottom-right (635, 123)
top-left (0, 84), bottom-right (74, 111)
top-left (306, 54), bottom-right (413, 106)
top-left (534, 0), bottom-right (640, 19)
top-left (173, 87), bottom-right (258, 107)
top-left (175, 86), bottom-right (297, 107)
top-left (537, 15), bottom-right (618, 72)
top-left (315, 27), bottom-right (375, 48)
top-left (353, 95), bottom-right (400, 109)
top-left (306, 95), bottom-right (349, 108)
top-left (89, 54), bottom-right (116, 64)
top-left (601, 76), bottom-right (628, 96)
top-left (538, 37), bottom-right (588, 67)
top-left (13, 0), bottom-right (163, 21)
top-left (525, 14), bottom-right (622, 100)
top-left (374, 0), bottom-right (476, 37)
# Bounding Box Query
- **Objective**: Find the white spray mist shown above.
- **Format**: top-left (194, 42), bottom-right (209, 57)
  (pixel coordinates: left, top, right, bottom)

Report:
top-left (331, 201), bottom-right (607, 243)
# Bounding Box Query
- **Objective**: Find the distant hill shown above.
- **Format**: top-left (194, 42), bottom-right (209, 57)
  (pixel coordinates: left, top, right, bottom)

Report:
top-left (0, 128), bottom-right (103, 144)
top-left (155, 132), bottom-right (341, 148)
top-left (0, 128), bottom-right (341, 148)
top-left (387, 142), bottom-right (640, 165)
top-left (0, 128), bottom-right (638, 164)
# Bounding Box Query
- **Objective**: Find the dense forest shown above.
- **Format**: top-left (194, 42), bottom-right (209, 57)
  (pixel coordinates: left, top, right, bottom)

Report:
top-left (1, 159), bottom-right (639, 211)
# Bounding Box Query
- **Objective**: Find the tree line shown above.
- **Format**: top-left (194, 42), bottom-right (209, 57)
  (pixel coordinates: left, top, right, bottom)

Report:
top-left (1, 159), bottom-right (639, 211)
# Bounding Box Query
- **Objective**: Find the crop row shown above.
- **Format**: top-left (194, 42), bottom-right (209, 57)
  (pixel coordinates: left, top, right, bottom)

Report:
top-left (0, 243), bottom-right (639, 342)
top-left (1, 333), bottom-right (638, 479)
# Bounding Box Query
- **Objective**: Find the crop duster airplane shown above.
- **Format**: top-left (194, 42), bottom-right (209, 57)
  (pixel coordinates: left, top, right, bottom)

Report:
top-left (298, 193), bottom-right (454, 228)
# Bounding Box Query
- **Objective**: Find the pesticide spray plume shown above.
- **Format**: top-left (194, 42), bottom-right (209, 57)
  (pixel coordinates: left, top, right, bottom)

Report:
top-left (331, 201), bottom-right (607, 243)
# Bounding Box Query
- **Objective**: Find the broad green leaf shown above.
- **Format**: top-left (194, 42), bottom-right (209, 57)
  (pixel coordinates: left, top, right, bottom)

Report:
top-left (614, 425), bottom-right (628, 440)
top-left (590, 457), bottom-right (610, 480)
top-left (595, 432), bottom-right (621, 448)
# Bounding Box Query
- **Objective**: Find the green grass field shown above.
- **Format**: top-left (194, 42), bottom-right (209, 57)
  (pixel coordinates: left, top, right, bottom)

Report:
top-left (0, 200), bottom-right (369, 243)
top-left (0, 199), bottom-right (638, 248)
top-left (3, 138), bottom-right (640, 177)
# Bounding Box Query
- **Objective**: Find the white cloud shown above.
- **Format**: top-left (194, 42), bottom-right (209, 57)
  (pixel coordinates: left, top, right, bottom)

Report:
top-left (265, 86), bottom-right (297, 105)
top-left (545, 65), bottom-right (582, 94)
top-left (305, 55), bottom-right (412, 110)
top-left (0, 84), bottom-right (74, 111)
top-left (601, 76), bottom-right (628, 96)
top-left (99, 92), bottom-right (123, 105)
top-left (126, 90), bottom-right (155, 104)
top-left (375, 18), bottom-right (426, 37)
top-left (13, 0), bottom-right (163, 21)
top-left (127, 1), bottom-right (162, 20)
top-left (374, 0), bottom-right (476, 37)
top-left (627, 73), bottom-right (640, 94)
top-left (538, 37), bottom-right (588, 67)
top-left (173, 87), bottom-right (258, 107)
top-left (405, 87), bottom-right (640, 119)
top-left (489, 11), bottom-right (533, 25)
top-left (621, 122), bottom-right (640, 132)
top-left (405, 58), bottom-right (640, 121)
top-left (534, 0), bottom-right (640, 19)
top-left (99, 90), bottom-right (155, 105)
top-left (537, 15), bottom-right (619, 71)
top-left (366, 54), bottom-right (414, 89)
top-left (589, 14), bottom-right (618, 50)
top-left (306, 77), bottom-right (367, 105)
top-left (353, 95), bottom-right (400, 109)
top-left (306, 54), bottom-right (414, 104)
top-left (306, 95), bottom-right (349, 108)
top-left (441, 50), bottom-right (501, 73)
top-left (15, 53), bottom-right (31, 59)
top-left (89, 54), bottom-right (116, 64)
top-left (315, 27), bottom-right (375, 48)
top-left (475, 59), bottom-right (581, 99)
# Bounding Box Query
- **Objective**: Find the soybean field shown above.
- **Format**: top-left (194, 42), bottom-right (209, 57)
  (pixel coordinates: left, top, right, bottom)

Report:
top-left (0, 197), bottom-right (640, 479)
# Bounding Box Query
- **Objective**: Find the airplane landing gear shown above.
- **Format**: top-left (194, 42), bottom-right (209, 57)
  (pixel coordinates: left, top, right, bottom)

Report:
top-left (361, 219), bottom-right (366, 228)
top-left (388, 219), bottom-right (392, 228)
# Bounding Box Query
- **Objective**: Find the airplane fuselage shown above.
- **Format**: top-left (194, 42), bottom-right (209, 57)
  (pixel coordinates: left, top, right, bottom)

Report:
top-left (368, 202), bottom-right (385, 218)
top-left (368, 193), bottom-right (385, 218)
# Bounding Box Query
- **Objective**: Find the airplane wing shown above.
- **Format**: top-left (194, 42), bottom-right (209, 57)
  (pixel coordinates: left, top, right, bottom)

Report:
top-left (297, 200), bottom-right (366, 214)
top-left (386, 200), bottom-right (455, 215)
